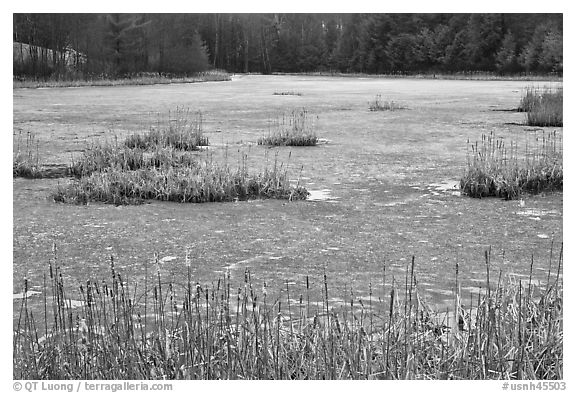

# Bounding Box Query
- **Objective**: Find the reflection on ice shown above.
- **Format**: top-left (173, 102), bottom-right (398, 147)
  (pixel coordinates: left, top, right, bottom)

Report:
top-left (307, 189), bottom-right (338, 202)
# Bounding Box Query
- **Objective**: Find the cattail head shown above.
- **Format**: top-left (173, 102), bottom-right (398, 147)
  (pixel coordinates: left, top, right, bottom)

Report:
top-left (185, 248), bottom-right (191, 268)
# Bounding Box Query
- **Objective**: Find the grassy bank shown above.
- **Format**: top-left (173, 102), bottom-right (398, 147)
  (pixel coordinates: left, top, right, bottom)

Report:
top-left (13, 70), bottom-right (231, 89)
top-left (277, 71), bottom-right (563, 82)
top-left (13, 247), bottom-right (562, 380)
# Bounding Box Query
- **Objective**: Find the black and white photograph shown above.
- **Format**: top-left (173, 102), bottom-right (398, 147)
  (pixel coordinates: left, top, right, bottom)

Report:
top-left (10, 9), bottom-right (565, 387)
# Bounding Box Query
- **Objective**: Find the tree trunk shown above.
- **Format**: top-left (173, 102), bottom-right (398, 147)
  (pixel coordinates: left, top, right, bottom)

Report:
top-left (213, 14), bottom-right (220, 68)
top-left (244, 37), bottom-right (249, 73)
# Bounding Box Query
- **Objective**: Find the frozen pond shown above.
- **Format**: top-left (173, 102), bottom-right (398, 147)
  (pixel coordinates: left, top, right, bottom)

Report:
top-left (13, 75), bottom-right (563, 317)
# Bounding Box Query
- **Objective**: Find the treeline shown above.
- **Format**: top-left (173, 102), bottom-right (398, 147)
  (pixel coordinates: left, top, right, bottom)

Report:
top-left (13, 13), bottom-right (563, 79)
top-left (13, 14), bottom-right (211, 79)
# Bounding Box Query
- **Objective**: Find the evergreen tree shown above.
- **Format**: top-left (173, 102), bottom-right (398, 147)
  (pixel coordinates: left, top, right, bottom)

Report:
top-left (443, 30), bottom-right (467, 71)
top-left (387, 34), bottom-right (417, 72)
top-left (323, 16), bottom-right (340, 69)
top-left (539, 27), bottom-right (563, 73)
top-left (13, 13), bottom-right (564, 79)
top-left (151, 15), bottom-right (210, 75)
top-left (495, 31), bottom-right (520, 74)
top-left (331, 14), bottom-right (362, 72)
top-left (463, 14), bottom-right (503, 71)
top-left (104, 13), bottom-right (150, 76)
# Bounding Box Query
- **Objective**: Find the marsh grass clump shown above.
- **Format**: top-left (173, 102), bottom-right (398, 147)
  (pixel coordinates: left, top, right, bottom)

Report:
top-left (69, 141), bottom-right (144, 177)
top-left (124, 108), bottom-right (209, 151)
top-left (460, 131), bottom-right (562, 199)
top-left (54, 151), bottom-right (309, 205)
top-left (258, 108), bottom-right (318, 146)
top-left (13, 131), bottom-right (44, 178)
top-left (69, 141), bottom-right (199, 178)
top-left (273, 91), bottom-right (302, 96)
top-left (13, 247), bottom-right (563, 380)
top-left (368, 94), bottom-right (405, 111)
top-left (519, 87), bottom-right (563, 127)
top-left (192, 69), bottom-right (231, 82)
top-left (57, 107), bottom-right (309, 205)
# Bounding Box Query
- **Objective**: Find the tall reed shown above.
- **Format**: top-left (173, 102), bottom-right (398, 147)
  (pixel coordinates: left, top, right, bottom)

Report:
top-left (124, 108), bottom-right (209, 151)
top-left (13, 130), bottom-right (44, 178)
top-left (258, 109), bottom-right (318, 146)
top-left (14, 247), bottom-right (563, 380)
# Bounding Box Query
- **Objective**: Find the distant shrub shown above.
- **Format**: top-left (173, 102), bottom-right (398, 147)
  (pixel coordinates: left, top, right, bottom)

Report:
top-left (258, 108), bottom-right (318, 146)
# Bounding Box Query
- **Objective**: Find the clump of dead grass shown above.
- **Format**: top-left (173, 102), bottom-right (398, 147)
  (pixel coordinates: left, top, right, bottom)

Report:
top-left (13, 131), bottom-right (44, 178)
top-left (258, 108), bottom-right (318, 146)
top-left (460, 131), bottom-right (562, 199)
top-left (124, 107), bottom-right (209, 151)
top-left (368, 94), bottom-right (405, 111)
top-left (519, 87), bottom-right (563, 127)
top-left (54, 153), bottom-right (308, 205)
top-left (69, 140), bottom-right (199, 178)
top-left (54, 107), bottom-right (309, 205)
top-left (273, 91), bottom-right (302, 96)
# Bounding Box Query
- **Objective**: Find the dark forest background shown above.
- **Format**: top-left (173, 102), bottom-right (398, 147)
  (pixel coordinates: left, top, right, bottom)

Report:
top-left (13, 13), bottom-right (563, 79)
